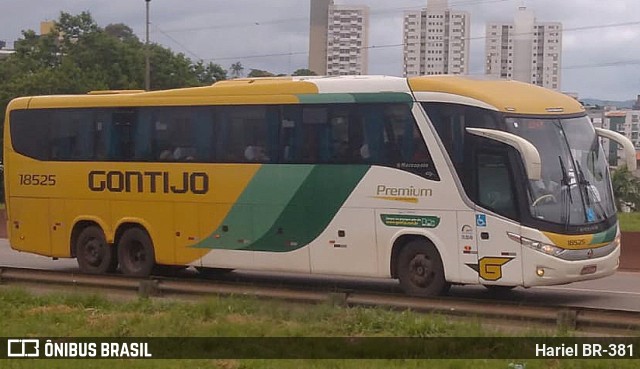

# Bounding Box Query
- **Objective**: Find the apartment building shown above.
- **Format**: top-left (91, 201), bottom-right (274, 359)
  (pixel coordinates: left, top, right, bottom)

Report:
top-left (403, 0), bottom-right (469, 76)
top-left (325, 4), bottom-right (369, 75)
top-left (485, 6), bottom-right (562, 90)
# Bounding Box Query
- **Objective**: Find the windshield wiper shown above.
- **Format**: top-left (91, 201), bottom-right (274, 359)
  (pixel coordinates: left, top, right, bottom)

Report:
top-left (558, 156), bottom-right (572, 228)
top-left (575, 160), bottom-right (606, 222)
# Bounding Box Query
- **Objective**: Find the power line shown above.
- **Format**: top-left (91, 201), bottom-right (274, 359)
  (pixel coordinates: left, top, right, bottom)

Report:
top-left (152, 24), bottom-right (203, 61)
top-left (199, 20), bottom-right (640, 63)
top-left (155, 0), bottom-right (513, 34)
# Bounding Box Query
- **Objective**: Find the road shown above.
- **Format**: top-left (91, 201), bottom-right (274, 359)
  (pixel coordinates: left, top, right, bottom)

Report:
top-left (1, 239), bottom-right (639, 311)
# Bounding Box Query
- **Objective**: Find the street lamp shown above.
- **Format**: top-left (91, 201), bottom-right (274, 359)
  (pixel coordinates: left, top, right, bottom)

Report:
top-left (145, 0), bottom-right (151, 91)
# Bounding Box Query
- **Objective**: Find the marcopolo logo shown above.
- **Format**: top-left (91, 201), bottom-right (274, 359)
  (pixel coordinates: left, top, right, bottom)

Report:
top-left (7, 339), bottom-right (40, 357)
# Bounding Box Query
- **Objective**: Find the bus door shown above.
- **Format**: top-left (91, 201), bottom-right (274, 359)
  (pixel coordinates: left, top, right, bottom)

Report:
top-left (473, 149), bottom-right (523, 287)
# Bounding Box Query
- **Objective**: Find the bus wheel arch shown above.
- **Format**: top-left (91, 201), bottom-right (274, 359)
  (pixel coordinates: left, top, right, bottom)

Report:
top-left (391, 234), bottom-right (449, 296)
top-left (116, 223), bottom-right (156, 277)
top-left (72, 221), bottom-right (117, 274)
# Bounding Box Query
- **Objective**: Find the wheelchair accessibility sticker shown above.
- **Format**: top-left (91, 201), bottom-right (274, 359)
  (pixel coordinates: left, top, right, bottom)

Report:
top-left (475, 214), bottom-right (487, 227)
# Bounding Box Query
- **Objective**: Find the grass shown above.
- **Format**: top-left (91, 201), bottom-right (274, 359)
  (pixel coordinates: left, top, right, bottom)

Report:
top-left (618, 212), bottom-right (640, 232)
top-left (0, 288), bottom-right (637, 369)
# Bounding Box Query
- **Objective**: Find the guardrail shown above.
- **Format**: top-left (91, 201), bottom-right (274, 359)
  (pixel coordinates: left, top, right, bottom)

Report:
top-left (1, 266), bottom-right (639, 335)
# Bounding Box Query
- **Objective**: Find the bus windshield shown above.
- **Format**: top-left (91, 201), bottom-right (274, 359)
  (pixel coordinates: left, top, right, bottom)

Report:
top-left (507, 116), bottom-right (616, 226)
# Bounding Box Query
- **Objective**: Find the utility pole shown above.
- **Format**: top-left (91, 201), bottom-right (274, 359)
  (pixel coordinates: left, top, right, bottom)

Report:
top-left (145, 0), bottom-right (151, 90)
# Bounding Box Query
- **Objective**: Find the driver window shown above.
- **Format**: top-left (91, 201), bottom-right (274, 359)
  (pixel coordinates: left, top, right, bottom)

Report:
top-left (477, 152), bottom-right (518, 220)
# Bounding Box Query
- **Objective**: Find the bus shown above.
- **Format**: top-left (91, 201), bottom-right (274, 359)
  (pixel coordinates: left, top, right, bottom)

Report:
top-left (3, 75), bottom-right (635, 296)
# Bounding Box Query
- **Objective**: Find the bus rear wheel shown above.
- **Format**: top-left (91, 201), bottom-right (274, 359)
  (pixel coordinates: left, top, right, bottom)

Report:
top-left (397, 240), bottom-right (449, 297)
top-left (76, 226), bottom-right (117, 274)
top-left (118, 228), bottom-right (155, 277)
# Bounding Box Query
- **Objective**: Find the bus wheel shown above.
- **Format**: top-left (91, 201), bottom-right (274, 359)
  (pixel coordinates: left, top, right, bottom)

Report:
top-left (76, 226), bottom-right (117, 274)
top-left (397, 240), bottom-right (448, 297)
top-left (118, 228), bottom-right (156, 277)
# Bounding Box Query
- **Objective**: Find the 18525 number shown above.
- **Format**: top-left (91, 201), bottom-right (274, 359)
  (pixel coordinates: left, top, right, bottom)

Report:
top-left (19, 174), bottom-right (57, 186)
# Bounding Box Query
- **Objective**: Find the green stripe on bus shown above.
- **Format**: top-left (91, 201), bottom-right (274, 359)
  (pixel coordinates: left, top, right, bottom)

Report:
top-left (296, 93), bottom-right (412, 104)
top-left (590, 224), bottom-right (617, 245)
top-left (194, 165), bottom-right (369, 252)
top-left (193, 165), bottom-right (314, 250)
top-left (351, 93), bottom-right (413, 103)
top-left (296, 94), bottom-right (356, 104)
top-left (243, 165), bottom-right (370, 252)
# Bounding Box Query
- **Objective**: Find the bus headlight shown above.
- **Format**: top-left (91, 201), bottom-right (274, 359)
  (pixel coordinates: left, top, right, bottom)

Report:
top-left (507, 232), bottom-right (565, 257)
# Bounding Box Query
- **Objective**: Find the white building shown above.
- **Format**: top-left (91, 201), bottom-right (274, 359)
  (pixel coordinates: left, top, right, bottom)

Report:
top-left (403, 0), bottom-right (470, 77)
top-left (485, 6), bottom-right (562, 90)
top-left (326, 4), bottom-right (369, 75)
top-left (602, 110), bottom-right (640, 167)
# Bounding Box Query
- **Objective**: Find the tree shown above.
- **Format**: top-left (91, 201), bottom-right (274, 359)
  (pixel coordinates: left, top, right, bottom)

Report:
top-left (192, 61), bottom-right (227, 84)
top-left (105, 23), bottom-right (138, 42)
top-left (292, 68), bottom-right (317, 76)
top-left (230, 61), bottom-right (244, 78)
top-left (611, 166), bottom-right (640, 211)
top-left (0, 11), bottom-right (227, 129)
top-left (247, 69), bottom-right (275, 78)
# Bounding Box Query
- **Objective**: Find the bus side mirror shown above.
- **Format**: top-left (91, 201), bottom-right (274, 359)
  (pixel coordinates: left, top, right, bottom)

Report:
top-left (595, 127), bottom-right (637, 171)
top-left (465, 127), bottom-right (542, 181)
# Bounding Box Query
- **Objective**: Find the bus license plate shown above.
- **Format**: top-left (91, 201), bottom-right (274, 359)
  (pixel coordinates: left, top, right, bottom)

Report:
top-left (580, 265), bottom-right (597, 275)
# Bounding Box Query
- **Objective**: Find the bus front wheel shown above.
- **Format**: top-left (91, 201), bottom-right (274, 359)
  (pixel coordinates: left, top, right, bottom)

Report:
top-left (118, 228), bottom-right (156, 277)
top-left (76, 226), bottom-right (117, 274)
top-left (397, 240), bottom-right (449, 297)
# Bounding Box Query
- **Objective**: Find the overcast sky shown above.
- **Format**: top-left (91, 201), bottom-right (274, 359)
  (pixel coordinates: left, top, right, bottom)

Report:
top-left (1, 0), bottom-right (639, 100)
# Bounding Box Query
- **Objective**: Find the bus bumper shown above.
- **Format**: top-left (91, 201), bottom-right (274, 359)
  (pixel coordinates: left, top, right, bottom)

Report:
top-left (522, 245), bottom-right (620, 287)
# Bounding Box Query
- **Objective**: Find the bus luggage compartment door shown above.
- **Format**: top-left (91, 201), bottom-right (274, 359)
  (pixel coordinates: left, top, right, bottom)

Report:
top-left (8, 197), bottom-right (51, 256)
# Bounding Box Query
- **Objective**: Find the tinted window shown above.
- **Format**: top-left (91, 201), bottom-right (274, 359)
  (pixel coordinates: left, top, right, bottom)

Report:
top-left (275, 103), bottom-right (439, 179)
top-left (9, 104), bottom-right (439, 180)
top-left (423, 103), bottom-right (503, 194)
top-left (477, 152), bottom-right (518, 219)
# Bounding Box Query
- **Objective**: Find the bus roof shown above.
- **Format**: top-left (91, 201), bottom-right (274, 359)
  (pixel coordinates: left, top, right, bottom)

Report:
top-left (10, 75), bottom-right (585, 116)
top-left (408, 75), bottom-right (584, 115)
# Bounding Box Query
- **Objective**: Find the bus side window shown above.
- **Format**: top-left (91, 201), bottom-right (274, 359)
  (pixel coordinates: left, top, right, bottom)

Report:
top-left (94, 111), bottom-right (111, 160)
top-left (10, 110), bottom-right (50, 161)
top-left (280, 106), bottom-right (301, 163)
top-left (110, 109), bottom-right (137, 161)
top-left (193, 107), bottom-right (215, 162)
top-left (361, 105), bottom-right (386, 164)
top-left (217, 106), bottom-right (272, 163)
top-left (135, 108), bottom-right (154, 161)
top-left (265, 106), bottom-right (280, 163)
top-left (301, 107), bottom-right (330, 163)
top-left (476, 152), bottom-right (518, 219)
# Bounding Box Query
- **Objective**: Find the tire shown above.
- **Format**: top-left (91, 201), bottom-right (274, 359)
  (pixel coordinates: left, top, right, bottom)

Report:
top-left (196, 267), bottom-right (234, 278)
top-left (397, 240), bottom-right (449, 297)
top-left (117, 228), bottom-right (156, 277)
top-left (76, 226), bottom-right (117, 274)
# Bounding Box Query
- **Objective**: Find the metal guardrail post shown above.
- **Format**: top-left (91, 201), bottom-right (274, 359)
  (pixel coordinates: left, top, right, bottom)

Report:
top-left (557, 309), bottom-right (577, 330)
top-left (138, 280), bottom-right (160, 298)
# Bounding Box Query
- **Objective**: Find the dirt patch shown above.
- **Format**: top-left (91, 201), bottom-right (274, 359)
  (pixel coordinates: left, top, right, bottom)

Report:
top-left (620, 232), bottom-right (640, 271)
top-left (25, 305), bottom-right (77, 315)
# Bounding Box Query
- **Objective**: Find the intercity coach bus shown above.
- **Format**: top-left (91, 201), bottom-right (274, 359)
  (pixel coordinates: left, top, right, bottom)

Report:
top-left (3, 75), bottom-right (635, 296)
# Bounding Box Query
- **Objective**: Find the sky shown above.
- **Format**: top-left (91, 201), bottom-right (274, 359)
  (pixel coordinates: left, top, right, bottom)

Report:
top-left (1, 0), bottom-right (639, 101)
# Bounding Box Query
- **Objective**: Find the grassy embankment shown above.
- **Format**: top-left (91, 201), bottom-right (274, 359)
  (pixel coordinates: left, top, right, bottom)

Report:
top-left (0, 288), bottom-right (637, 369)
top-left (618, 212), bottom-right (640, 232)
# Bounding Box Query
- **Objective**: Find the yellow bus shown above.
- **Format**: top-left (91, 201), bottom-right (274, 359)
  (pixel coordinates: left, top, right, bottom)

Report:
top-left (3, 76), bottom-right (634, 296)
